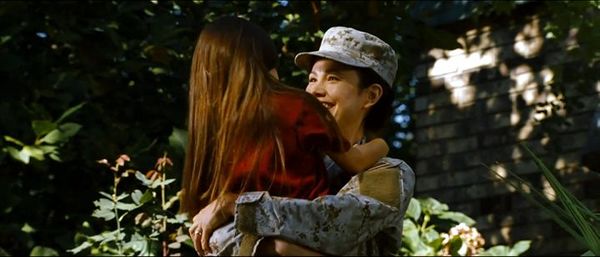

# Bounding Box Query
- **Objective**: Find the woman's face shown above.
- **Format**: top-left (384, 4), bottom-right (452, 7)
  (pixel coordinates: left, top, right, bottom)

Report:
top-left (306, 59), bottom-right (369, 139)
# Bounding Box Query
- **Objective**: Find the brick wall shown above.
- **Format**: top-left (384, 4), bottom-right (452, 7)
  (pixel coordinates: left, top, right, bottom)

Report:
top-left (412, 14), bottom-right (600, 255)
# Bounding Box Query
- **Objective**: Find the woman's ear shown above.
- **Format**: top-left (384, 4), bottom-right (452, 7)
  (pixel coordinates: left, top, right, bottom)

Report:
top-left (363, 83), bottom-right (383, 109)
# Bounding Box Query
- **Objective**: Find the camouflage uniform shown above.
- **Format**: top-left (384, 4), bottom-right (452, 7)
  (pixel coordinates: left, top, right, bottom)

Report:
top-left (206, 26), bottom-right (414, 256)
top-left (207, 157), bottom-right (415, 256)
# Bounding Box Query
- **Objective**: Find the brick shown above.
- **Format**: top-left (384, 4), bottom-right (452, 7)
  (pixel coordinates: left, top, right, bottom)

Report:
top-left (415, 141), bottom-right (443, 159)
top-left (484, 96), bottom-right (513, 114)
top-left (446, 136), bottom-right (478, 154)
top-left (447, 166), bottom-right (490, 187)
top-left (415, 174), bottom-right (441, 192)
top-left (413, 96), bottom-right (429, 113)
top-left (416, 122), bottom-right (466, 142)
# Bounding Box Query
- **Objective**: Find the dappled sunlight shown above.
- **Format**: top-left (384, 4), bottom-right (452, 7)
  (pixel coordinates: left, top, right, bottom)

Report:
top-left (500, 227), bottom-right (512, 243)
top-left (414, 6), bottom-right (600, 255)
top-left (541, 177), bottom-right (557, 201)
top-left (517, 123), bottom-right (534, 141)
top-left (513, 17), bottom-right (543, 58)
top-left (490, 163), bottom-right (518, 193)
top-left (426, 42), bottom-right (499, 108)
top-left (510, 112), bottom-right (521, 126)
top-left (490, 163), bottom-right (507, 179)
top-left (510, 65), bottom-right (534, 92)
top-left (534, 91), bottom-right (566, 121)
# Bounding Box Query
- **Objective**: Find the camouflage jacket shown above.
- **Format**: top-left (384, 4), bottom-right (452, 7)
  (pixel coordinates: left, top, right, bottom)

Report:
top-left (208, 157), bottom-right (415, 256)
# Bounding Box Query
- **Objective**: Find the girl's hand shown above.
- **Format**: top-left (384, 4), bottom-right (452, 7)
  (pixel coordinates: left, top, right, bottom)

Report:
top-left (188, 192), bottom-right (238, 255)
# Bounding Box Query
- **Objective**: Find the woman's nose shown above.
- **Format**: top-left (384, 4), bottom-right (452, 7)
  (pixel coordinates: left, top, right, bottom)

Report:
top-left (307, 81), bottom-right (326, 97)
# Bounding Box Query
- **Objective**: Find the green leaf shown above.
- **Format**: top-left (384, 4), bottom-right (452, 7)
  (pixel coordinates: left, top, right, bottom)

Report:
top-left (420, 197), bottom-right (449, 215)
top-left (448, 236), bottom-right (467, 256)
top-left (21, 223), bottom-right (36, 233)
top-left (58, 123), bottom-right (82, 139)
top-left (508, 240), bottom-right (531, 256)
top-left (68, 241), bottom-right (93, 254)
top-left (438, 211), bottom-right (476, 226)
top-left (22, 146), bottom-right (44, 161)
top-left (31, 120), bottom-right (56, 136)
top-left (99, 191), bottom-right (113, 200)
top-left (94, 198), bottom-right (114, 210)
top-left (480, 245), bottom-right (510, 256)
top-left (406, 198), bottom-right (421, 220)
top-left (6, 146), bottom-right (29, 164)
top-left (135, 171), bottom-right (153, 186)
top-left (40, 123), bottom-right (81, 144)
top-left (422, 227), bottom-right (441, 244)
top-left (30, 246), bottom-right (58, 256)
top-left (168, 127), bottom-right (187, 154)
top-left (150, 67), bottom-right (167, 75)
top-left (49, 152), bottom-right (61, 162)
top-left (39, 130), bottom-right (61, 144)
top-left (55, 102), bottom-right (86, 124)
top-left (150, 178), bottom-right (176, 188)
top-left (139, 189), bottom-right (154, 205)
top-left (115, 202), bottom-right (137, 211)
top-left (4, 135), bottom-right (24, 146)
top-left (38, 145), bottom-right (58, 154)
top-left (92, 208), bottom-right (115, 221)
top-left (115, 192), bottom-right (129, 201)
top-left (131, 189), bottom-right (143, 205)
top-left (582, 250), bottom-right (595, 256)
top-left (402, 219), bottom-right (422, 252)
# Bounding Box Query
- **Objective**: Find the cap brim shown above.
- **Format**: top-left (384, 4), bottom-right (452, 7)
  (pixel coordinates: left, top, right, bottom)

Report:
top-left (294, 50), bottom-right (370, 71)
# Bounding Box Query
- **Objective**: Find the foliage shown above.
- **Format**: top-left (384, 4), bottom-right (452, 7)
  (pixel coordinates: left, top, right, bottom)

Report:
top-left (0, 1), bottom-right (597, 256)
top-left (0, 1), bottom-right (430, 255)
top-left (401, 197), bottom-right (531, 256)
top-left (68, 153), bottom-right (193, 256)
top-left (487, 143), bottom-right (600, 256)
top-left (2, 103), bottom-right (84, 165)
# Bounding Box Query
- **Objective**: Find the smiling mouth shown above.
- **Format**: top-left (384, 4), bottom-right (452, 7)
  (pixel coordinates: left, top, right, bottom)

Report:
top-left (321, 102), bottom-right (333, 109)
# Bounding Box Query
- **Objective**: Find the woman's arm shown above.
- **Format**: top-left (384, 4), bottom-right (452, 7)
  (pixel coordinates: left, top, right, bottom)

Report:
top-left (235, 160), bottom-right (415, 256)
top-left (235, 191), bottom-right (399, 255)
top-left (326, 138), bottom-right (389, 173)
top-left (192, 160), bottom-right (415, 256)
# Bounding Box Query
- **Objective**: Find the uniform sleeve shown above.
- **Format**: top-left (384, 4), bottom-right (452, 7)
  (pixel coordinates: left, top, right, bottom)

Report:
top-left (234, 191), bottom-right (399, 255)
top-left (296, 100), bottom-right (350, 153)
top-left (234, 162), bottom-right (415, 255)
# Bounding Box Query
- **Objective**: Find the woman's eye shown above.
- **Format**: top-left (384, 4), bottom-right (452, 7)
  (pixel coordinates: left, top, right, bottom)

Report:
top-left (327, 76), bottom-right (339, 81)
top-left (308, 77), bottom-right (317, 83)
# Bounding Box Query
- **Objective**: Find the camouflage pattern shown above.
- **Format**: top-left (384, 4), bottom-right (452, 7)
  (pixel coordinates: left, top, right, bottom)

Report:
top-left (206, 157), bottom-right (415, 256)
top-left (295, 26), bottom-right (399, 87)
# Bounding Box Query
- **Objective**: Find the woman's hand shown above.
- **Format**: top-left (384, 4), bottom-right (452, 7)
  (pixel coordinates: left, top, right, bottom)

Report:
top-left (188, 192), bottom-right (238, 255)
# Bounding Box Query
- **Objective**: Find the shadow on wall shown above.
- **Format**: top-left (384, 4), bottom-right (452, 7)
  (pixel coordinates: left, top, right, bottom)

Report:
top-left (413, 14), bottom-right (600, 255)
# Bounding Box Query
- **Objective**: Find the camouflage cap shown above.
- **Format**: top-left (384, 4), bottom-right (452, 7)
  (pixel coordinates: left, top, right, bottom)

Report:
top-left (295, 26), bottom-right (398, 87)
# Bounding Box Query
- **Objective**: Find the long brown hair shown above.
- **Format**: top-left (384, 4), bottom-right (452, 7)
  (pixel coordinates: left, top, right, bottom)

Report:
top-left (180, 16), bottom-right (293, 217)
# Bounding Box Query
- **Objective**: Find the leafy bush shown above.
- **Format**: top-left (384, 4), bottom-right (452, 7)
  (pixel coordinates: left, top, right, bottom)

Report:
top-left (69, 153), bottom-right (193, 256)
top-left (401, 197), bottom-right (531, 256)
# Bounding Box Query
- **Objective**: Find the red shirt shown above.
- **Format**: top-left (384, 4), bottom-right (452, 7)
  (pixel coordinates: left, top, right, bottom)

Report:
top-left (229, 91), bottom-right (350, 200)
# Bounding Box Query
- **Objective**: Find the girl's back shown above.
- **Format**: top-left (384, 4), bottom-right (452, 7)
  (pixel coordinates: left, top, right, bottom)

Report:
top-left (228, 90), bottom-right (349, 199)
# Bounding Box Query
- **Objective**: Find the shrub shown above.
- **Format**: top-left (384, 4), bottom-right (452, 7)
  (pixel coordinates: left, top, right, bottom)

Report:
top-left (69, 153), bottom-right (193, 256)
top-left (401, 197), bottom-right (531, 256)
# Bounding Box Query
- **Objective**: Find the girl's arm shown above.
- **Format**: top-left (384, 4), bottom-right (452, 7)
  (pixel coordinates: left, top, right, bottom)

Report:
top-left (326, 138), bottom-right (389, 173)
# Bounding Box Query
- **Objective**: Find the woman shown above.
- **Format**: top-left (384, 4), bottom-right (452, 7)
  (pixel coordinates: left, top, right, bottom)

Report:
top-left (181, 18), bottom-right (396, 256)
top-left (189, 26), bottom-right (415, 256)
